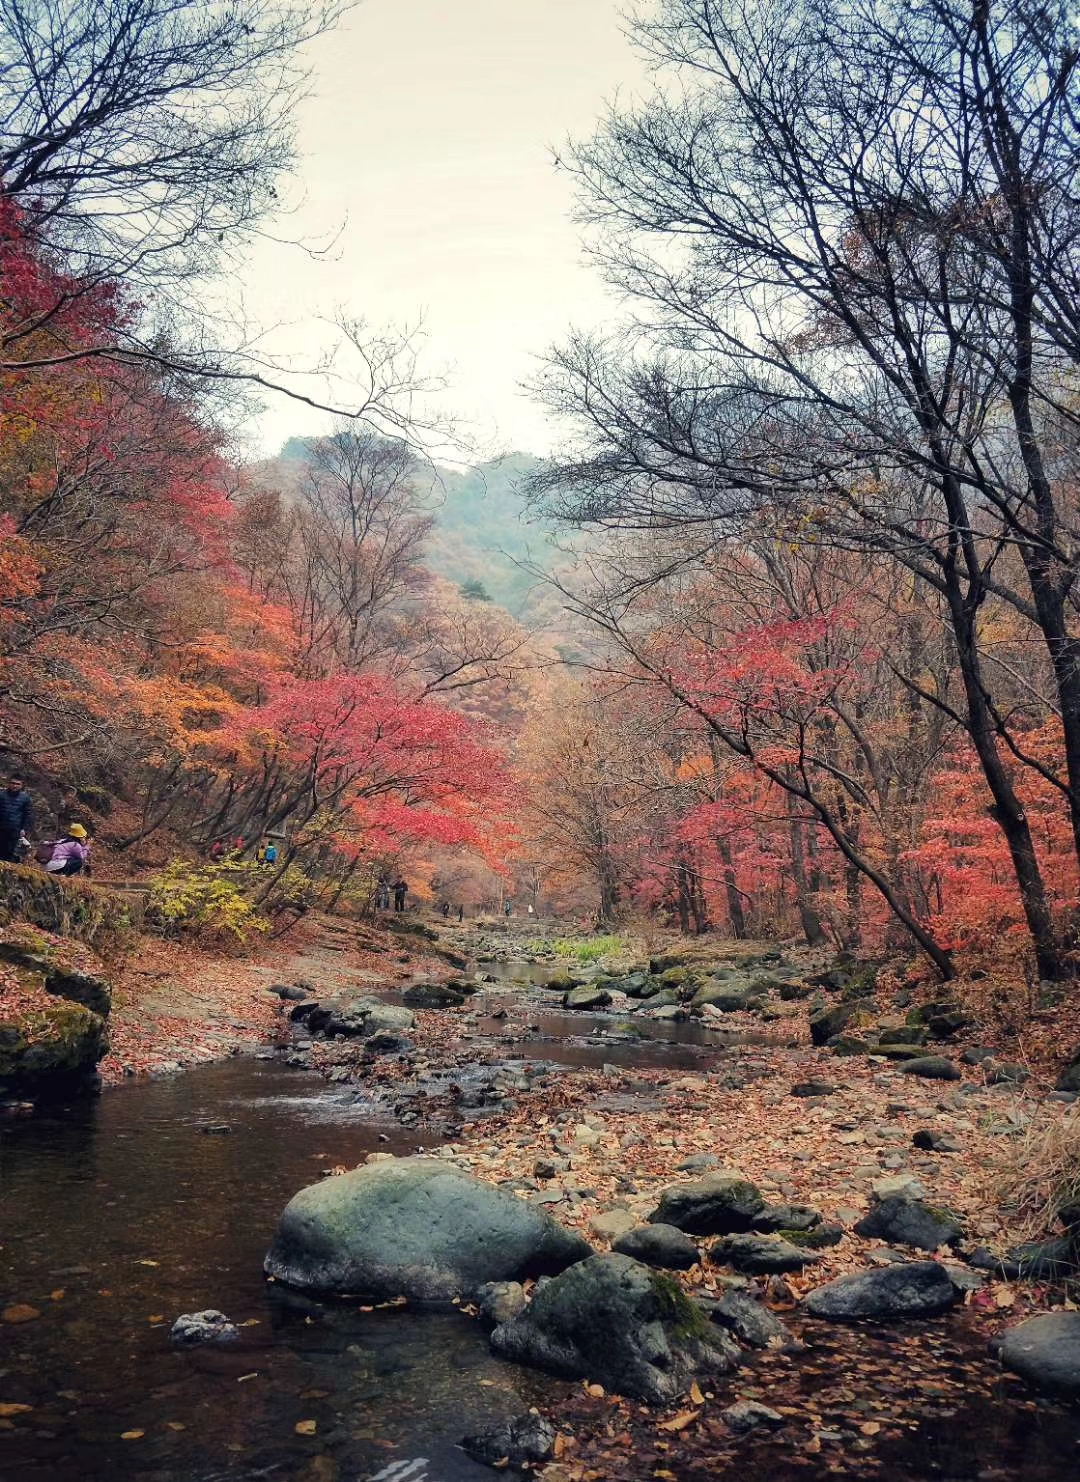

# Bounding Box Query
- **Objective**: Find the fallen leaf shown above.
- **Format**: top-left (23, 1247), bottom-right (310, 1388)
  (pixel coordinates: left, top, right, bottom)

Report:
top-left (656, 1409), bottom-right (700, 1433)
top-left (121, 1430), bottom-right (145, 1440)
top-left (860, 1421), bottom-right (882, 1436)
top-left (295, 1419), bottom-right (317, 1435)
top-left (1, 1305), bottom-right (40, 1324)
top-left (136, 1260), bottom-right (159, 1268)
top-left (585, 1383), bottom-right (605, 1399)
top-left (50, 1289), bottom-right (65, 1301)
top-left (148, 1314), bottom-right (165, 1323)
top-left (166, 1421), bottom-right (185, 1432)
top-left (0, 1403), bottom-right (33, 1417)
top-left (993, 1286), bottom-right (1018, 1309)
top-left (688, 1381), bottom-right (705, 1406)
top-left (236, 1373), bottom-right (259, 1383)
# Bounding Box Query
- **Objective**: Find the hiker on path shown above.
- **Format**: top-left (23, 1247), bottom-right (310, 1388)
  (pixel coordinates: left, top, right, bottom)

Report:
top-left (503, 899), bottom-right (512, 917)
top-left (441, 900), bottom-right (451, 918)
top-left (393, 878), bottom-right (408, 912)
top-left (376, 876), bottom-right (391, 910)
top-left (44, 824), bottom-right (91, 877)
top-left (0, 775), bottom-right (33, 864)
top-left (263, 840), bottom-right (278, 865)
top-left (457, 904), bottom-right (464, 922)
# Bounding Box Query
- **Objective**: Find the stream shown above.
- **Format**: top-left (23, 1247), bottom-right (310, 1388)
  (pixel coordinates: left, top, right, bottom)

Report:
top-left (2, 972), bottom-right (1079, 1481)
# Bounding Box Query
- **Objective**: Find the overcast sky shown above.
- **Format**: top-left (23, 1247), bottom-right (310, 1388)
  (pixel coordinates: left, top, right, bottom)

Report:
top-left (238, 0), bottom-right (644, 460)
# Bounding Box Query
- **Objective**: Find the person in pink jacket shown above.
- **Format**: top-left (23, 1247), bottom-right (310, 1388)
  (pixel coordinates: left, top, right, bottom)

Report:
top-left (45, 824), bottom-right (91, 877)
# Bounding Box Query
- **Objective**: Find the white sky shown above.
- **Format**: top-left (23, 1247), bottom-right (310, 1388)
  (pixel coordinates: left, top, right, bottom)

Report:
top-left (237, 0), bottom-right (645, 459)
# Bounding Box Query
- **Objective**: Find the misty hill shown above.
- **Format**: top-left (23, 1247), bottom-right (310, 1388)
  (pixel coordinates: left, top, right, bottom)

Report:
top-left (275, 442), bottom-right (558, 616)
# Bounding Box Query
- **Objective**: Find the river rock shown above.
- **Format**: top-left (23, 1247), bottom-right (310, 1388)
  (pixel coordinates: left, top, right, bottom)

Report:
top-left (612, 1223), bottom-right (700, 1270)
top-left (169, 1310), bottom-right (239, 1346)
top-left (475, 1280), bottom-right (527, 1326)
top-left (803, 1260), bottom-right (957, 1321)
top-left (912, 1129), bottom-right (962, 1153)
top-left (461, 1413), bottom-right (556, 1467)
top-left (648, 1172), bottom-right (765, 1235)
top-left (563, 985), bottom-right (612, 1010)
top-left (1055, 1050), bottom-right (1080, 1093)
top-left (722, 1400), bottom-right (786, 1434)
top-left (998, 1312), bottom-right (1080, 1398)
top-left (810, 1001), bottom-right (871, 1046)
top-left (589, 1208), bottom-right (636, 1241)
top-left (752, 1203), bottom-right (822, 1233)
top-left (402, 982), bottom-right (465, 1009)
top-left (711, 1233), bottom-right (819, 1274)
top-left (693, 983), bottom-right (749, 1012)
top-left (273, 983), bottom-right (311, 1002)
top-left (854, 1196), bottom-right (962, 1251)
top-left (710, 1288), bottom-right (791, 1348)
top-left (899, 1056), bottom-right (961, 1081)
top-left (490, 1253), bottom-right (739, 1403)
top-left (264, 1158), bottom-right (592, 1298)
top-left (790, 1081), bottom-right (837, 1097)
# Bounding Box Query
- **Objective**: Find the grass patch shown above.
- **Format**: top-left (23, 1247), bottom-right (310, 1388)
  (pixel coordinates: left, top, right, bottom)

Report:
top-left (990, 1104), bottom-right (1080, 1237)
top-left (550, 935), bottom-right (626, 962)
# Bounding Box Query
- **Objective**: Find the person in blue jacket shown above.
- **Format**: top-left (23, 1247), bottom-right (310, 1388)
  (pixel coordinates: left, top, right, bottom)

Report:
top-left (0, 775), bottom-right (33, 864)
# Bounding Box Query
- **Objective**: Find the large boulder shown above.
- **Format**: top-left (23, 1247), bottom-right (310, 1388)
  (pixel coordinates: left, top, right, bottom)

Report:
top-left (305, 996), bottom-right (415, 1039)
top-left (648, 1172), bottom-right (765, 1235)
top-left (998, 1312), bottom-right (1080, 1398)
top-left (0, 997), bottom-right (108, 1097)
top-left (803, 1261), bottom-right (957, 1322)
top-left (854, 1196), bottom-right (962, 1252)
top-left (264, 1158), bottom-right (592, 1298)
top-left (490, 1253), bottom-right (739, 1403)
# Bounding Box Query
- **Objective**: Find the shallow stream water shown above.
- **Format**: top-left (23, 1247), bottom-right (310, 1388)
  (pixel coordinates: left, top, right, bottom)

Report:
top-left (2, 977), bottom-right (1079, 1481)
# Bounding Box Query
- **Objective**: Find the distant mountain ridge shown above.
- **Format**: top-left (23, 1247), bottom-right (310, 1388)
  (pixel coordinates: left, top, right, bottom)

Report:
top-left (274, 441), bottom-right (555, 615)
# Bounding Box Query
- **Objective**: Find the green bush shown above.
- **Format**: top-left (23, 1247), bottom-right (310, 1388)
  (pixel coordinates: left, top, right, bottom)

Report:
top-left (148, 861), bottom-right (269, 944)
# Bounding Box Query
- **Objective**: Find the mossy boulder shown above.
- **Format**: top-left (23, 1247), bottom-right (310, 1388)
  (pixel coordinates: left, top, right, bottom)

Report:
top-left (0, 997), bottom-right (108, 1097)
top-left (264, 1158), bottom-right (592, 1298)
top-left (693, 981), bottom-right (750, 1012)
top-left (810, 1000), bottom-right (873, 1045)
top-left (490, 1254), bottom-right (739, 1403)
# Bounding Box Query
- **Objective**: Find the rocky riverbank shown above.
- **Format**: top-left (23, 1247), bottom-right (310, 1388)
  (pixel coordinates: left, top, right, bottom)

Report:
top-left (249, 924), bottom-right (1080, 1476)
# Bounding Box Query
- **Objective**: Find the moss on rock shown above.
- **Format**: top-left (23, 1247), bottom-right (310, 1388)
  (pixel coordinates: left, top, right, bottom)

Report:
top-left (0, 996), bottom-right (108, 1096)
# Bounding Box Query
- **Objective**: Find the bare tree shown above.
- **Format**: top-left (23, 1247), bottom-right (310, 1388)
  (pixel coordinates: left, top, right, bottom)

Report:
top-left (0, 0), bottom-right (345, 288)
top-left (533, 0), bottom-right (1080, 978)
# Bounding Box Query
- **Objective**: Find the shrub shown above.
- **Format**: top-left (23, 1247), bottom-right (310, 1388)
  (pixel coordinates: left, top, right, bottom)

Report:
top-left (148, 861), bottom-right (269, 944)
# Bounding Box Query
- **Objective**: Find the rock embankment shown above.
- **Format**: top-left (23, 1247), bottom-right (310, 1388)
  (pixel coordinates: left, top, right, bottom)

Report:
top-left (0, 923), bottom-right (112, 1100)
